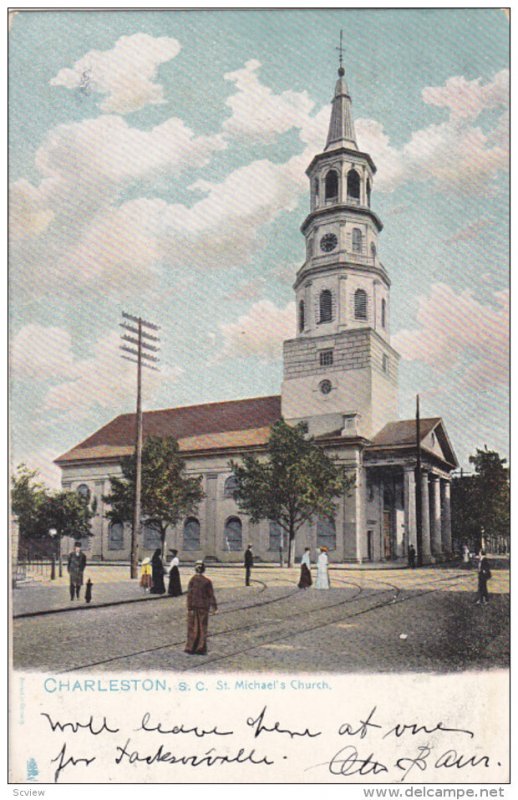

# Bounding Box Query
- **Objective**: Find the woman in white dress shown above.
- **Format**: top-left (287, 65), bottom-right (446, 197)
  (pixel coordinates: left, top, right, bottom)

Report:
top-left (315, 546), bottom-right (330, 589)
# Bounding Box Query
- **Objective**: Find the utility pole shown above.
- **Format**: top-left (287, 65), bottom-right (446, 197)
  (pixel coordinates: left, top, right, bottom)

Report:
top-left (415, 394), bottom-right (423, 567)
top-left (120, 312), bottom-right (160, 579)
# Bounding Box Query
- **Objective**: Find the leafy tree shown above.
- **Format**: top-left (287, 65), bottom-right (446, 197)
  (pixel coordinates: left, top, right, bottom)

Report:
top-left (452, 447), bottom-right (510, 553)
top-left (103, 435), bottom-right (205, 554)
top-left (11, 464), bottom-right (94, 573)
top-left (11, 464), bottom-right (48, 539)
top-left (230, 420), bottom-right (354, 566)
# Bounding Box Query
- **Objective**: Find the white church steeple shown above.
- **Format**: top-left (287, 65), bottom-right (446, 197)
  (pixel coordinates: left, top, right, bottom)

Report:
top-left (281, 51), bottom-right (400, 440)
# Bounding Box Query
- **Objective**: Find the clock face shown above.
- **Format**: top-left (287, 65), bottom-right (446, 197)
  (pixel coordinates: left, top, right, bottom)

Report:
top-left (319, 379), bottom-right (332, 395)
top-left (320, 233), bottom-right (338, 253)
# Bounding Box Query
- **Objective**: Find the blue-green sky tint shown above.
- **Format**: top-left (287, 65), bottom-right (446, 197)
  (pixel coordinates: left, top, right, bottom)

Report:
top-left (10, 8), bottom-right (509, 484)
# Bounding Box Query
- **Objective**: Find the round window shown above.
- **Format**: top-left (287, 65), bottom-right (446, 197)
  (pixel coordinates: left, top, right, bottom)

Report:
top-left (319, 379), bottom-right (332, 395)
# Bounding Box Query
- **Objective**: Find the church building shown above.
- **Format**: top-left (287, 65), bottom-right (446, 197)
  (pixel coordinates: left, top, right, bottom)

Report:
top-left (55, 62), bottom-right (458, 564)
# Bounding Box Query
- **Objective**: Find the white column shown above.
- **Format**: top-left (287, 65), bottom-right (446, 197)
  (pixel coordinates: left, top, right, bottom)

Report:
top-left (430, 475), bottom-right (442, 556)
top-left (404, 466), bottom-right (417, 549)
top-left (441, 479), bottom-right (453, 553)
top-left (421, 471), bottom-right (431, 559)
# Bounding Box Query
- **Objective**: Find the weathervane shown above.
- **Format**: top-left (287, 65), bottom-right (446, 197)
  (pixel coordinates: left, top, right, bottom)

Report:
top-left (336, 29), bottom-right (345, 75)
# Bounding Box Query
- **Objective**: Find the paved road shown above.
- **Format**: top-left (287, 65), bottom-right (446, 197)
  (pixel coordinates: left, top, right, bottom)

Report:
top-left (13, 565), bottom-right (509, 674)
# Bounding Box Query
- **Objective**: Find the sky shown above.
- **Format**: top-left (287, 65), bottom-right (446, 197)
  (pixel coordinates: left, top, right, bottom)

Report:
top-left (9, 8), bottom-right (509, 486)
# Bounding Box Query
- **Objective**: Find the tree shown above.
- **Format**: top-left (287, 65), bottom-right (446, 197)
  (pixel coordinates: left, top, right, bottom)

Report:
top-left (452, 447), bottom-right (510, 554)
top-left (40, 490), bottom-right (94, 575)
top-left (11, 464), bottom-right (94, 574)
top-left (230, 420), bottom-right (354, 566)
top-left (103, 435), bottom-right (205, 555)
top-left (11, 464), bottom-right (48, 539)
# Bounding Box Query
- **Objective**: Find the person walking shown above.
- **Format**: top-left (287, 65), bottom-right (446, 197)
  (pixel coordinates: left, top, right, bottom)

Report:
top-left (67, 541), bottom-right (87, 600)
top-left (476, 550), bottom-right (492, 605)
top-left (462, 543), bottom-right (470, 566)
top-left (150, 548), bottom-right (166, 595)
top-left (244, 544), bottom-right (254, 586)
top-left (167, 549), bottom-right (183, 597)
top-left (184, 561), bottom-right (218, 655)
top-left (298, 547), bottom-right (312, 589)
top-left (408, 543), bottom-right (416, 568)
top-left (315, 546), bottom-right (330, 589)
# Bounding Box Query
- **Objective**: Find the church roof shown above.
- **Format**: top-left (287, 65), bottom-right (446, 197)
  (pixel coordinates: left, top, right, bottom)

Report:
top-left (55, 395), bottom-right (282, 464)
top-left (370, 418), bottom-right (441, 447)
top-left (368, 418), bottom-right (458, 468)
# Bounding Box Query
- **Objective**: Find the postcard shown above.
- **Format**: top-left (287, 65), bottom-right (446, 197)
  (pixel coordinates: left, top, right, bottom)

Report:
top-left (9, 6), bottom-right (510, 789)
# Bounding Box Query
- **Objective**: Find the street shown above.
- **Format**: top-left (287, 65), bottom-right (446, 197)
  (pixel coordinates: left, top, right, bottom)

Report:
top-left (13, 563), bottom-right (509, 674)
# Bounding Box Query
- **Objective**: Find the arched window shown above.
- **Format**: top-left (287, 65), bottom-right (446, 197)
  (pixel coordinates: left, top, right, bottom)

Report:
top-left (354, 289), bottom-right (368, 320)
top-left (224, 517), bottom-right (242, 551)
top-left (108, 521), bottom-right (124, 551)
top-left (268, 520), bottom-right (283, 551)
top-left (325, 170), bottom-right (339, 201)
top-left (370, 242), bottom-right (377, 258)
top-left (381, 299), bottom-right (386, 329)
top-left (347, 169), bottom-right (360, 201)
top-left (299, 300), bottom-right (305, 332)
top-left (183, 517), bottom-right (201, 551)
top-left (319, 289), bottom-right (333, 323)
top-left (224, 475), bottom-right (239, 499)
top-left (317, 516), bottom-right (336, 551)
top-left (352, 228), bottom-right (363, 253)
top-left (76, 484), bottom-right (90, 502)
top-left (314, 177), bottom-right (320, 206)
top-left (366, 178), bottom-right (371, 207)
top-left (143, 519), bottom-right (161, 550)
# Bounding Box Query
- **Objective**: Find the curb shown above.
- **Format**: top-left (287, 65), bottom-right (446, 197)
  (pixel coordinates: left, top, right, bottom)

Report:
top-left (13, 592), bottom-right (174, 620)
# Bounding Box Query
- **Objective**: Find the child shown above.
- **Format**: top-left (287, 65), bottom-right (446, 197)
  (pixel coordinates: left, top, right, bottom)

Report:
top-left (140, 557), bottom-right (152, 592)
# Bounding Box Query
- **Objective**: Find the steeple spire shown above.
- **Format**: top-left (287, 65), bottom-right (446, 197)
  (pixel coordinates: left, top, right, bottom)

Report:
top-left (325, 30), bottom-right (357, 151)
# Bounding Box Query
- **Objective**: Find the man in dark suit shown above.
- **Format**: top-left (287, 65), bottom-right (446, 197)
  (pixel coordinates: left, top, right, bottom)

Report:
top-left (244, 544), bottom-right (254, 586)
top-left (476, 550), bottom-right (491, 605)
top-left (67, 541), bottom-right (87, 600)
top-left (184, 562), bottom-right (217, 655)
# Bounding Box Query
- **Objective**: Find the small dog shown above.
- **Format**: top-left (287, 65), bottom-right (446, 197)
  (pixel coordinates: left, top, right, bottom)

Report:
top-left (85, 579), bottom-right (93, 604)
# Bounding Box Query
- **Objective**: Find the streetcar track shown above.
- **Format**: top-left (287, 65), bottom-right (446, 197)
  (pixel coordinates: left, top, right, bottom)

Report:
top-left (186, 576), bottom-right (473, 671)
top-left (58, 580), bottom-right (368, 673)
top-left (27, 570), bottom-right (477, 674)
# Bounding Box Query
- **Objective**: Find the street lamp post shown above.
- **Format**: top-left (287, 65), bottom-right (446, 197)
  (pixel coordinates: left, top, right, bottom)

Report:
top-left (49, 528), bottom-right (57, 580)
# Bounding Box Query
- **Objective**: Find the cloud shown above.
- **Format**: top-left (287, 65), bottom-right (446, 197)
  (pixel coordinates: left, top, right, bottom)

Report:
top-left (392, 283), bottom-right (508, 391)
top-left (223, 59), bottom-right (315, 143)
top-left (10, 179), bottom-right (55, 240)
top-left (355, 70), bottom-right (508, 194)
top-left (42, 330), bottom-right (181, 420)
top-left (12, 325), bottom-right (181, 420)
top-left (219, 299), bottom-right (295, 362)
top-left (50, 33), bottom-right (181, 114)
top-left (11, 448), bottom-right (63, 489)
top-left (11, 324), bottom-right (76, 380)
top-left (10, 113), bottom-right (226, 291)
top-left (421, 69), bottom-right (509, 122)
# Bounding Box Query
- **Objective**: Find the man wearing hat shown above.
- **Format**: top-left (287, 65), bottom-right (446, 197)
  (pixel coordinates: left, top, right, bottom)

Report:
top-left (67, 540), bottom-right (87, 600)
top-left (184, 561), bottom-right (218, 655)
top-left (244, 543), bottom-right (254, 586)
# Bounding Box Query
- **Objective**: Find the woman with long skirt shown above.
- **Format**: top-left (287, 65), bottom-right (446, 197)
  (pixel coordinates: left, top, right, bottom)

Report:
top-left (167, 549), bottom-right (183, 596)
top-left (150, 548), bottom-right (166, 594)
top-left (315, 546), bottom-right (330, 589)
top-left (298, 547), bottom-right (312, 589)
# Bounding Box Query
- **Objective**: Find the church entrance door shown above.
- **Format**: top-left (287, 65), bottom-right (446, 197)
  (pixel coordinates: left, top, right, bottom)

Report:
top-left (383, 511), bottom-right (392, 559)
